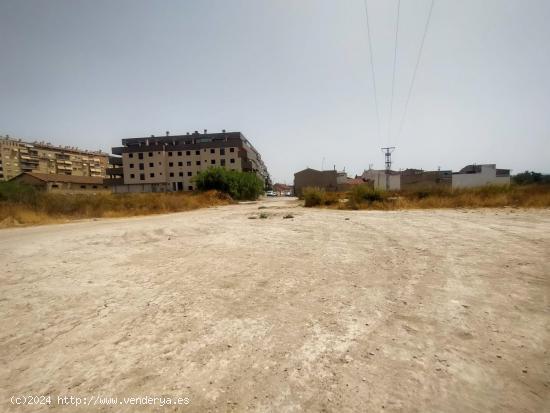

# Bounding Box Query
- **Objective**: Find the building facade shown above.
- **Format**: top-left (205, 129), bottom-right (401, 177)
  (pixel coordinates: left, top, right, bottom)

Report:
top-left (452, 164), bottom-right (510, 188)
top-left (294, 168), bottom-right (345, 196)
top-left (361, 169), bottom-right (401, 191)
top-left (107, 130), bottom-right (270, 193)
top-left (0, 135), bottom-right (108, 181)
top-left (400, 168), bottom-right (452, 191)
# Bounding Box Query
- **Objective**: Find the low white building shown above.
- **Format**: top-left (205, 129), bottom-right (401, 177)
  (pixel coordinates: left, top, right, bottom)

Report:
top-left (452, 164), bottom-right (510, 188)
top-left (361, 169), bottom-right (401, 190)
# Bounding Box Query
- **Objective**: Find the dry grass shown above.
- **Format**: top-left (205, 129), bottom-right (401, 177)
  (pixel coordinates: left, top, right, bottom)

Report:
top-left (0, 190), bottom-right (232, 228)
top-left (303, 185), bottom-right (550, 210)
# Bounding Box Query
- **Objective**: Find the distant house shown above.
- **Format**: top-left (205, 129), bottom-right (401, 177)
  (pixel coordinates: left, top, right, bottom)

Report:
top-left (273, 183), bottom-right (293, 195)
top-left (361, 169), bottom-right (401, 191)
top-left (338, 177), bottom-right (373, 192)
top-left (452, 164), bottom-right (510, 188)
top-left (294, 168), bottom-right (340, 196)
top-left (9, 172), bottom-right (108, 193)
top-left (400, 168), bottom-right (452, 191)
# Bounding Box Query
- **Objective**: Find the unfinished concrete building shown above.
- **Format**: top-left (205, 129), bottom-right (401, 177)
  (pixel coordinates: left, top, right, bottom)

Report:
top-left (108, 130), bottom-right (270, 193)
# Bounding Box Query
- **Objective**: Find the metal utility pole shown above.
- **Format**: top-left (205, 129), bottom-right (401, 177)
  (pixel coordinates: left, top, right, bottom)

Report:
top-left (381, 147), bottom-right (396, 190)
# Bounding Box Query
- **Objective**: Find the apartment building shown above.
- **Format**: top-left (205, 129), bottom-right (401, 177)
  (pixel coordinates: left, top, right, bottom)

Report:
top-left (107, 130), bottom-right (270, 193)
top-left (0, 135), bottom-right (108, 181)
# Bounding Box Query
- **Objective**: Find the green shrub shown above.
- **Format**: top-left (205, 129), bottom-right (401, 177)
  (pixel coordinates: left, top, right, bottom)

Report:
top-left (0, 181), bottom-right (39, 205)
top-left (303, 187), bottom-right (325, 207)
top-left (349, 185), bottom-right (384, 204)
top-left (194, 167), bottom-right (264, 201)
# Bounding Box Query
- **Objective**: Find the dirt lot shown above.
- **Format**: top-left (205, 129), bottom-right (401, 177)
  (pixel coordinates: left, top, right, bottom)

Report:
top-left (0, 198), bottom-right (549, 412)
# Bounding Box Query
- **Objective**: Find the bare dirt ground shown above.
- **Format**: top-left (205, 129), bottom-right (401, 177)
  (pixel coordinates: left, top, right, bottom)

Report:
top-left (1, 198), bottom-right (549, 412)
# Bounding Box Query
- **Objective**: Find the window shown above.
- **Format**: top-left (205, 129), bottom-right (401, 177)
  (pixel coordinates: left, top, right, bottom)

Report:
top-left (169, 172), bottom-right (174, 177)
top-left (148, 152), bottom-right (153, 157)
top-left (211, 159), bottom-right (215, 164)
top-left (178, 151), bottom-right (182, 156)
top-left (186, 161), bottom-right (191, 166)
top-left (129, 163), bottom-right (134, 168)
top-left (178, 161), bottom-right (183, 166)
top-left (92, 185), bottom-right (98, 189)
top-left (138, 153), bottom-right (143, 159)
top-left (168, 152), bottom-right (173, 156)
top-left (179, 172), bottom-right (183, 177)
top-left (187, 171), bottom-right (192, 176)
top-left (149, 162), bottom-right (154, 167)
top-left (196, 160), bottom-right (201, 166)
top-left (139, 163), bottom-right (144, 170)
top-left (130, 173), bottom-right (135, 178)
top-left (80, 185), bottom-right (86, 189)
top-left (221, 159), bottom-right (226, 166)
top-left (52, 184), bottom-right (59, 188)
top-left (169, 162), bottom-right (173, 167)
top-left (230, 158), bottom-right (235, 163)
top-left (188, 186), bottom-right (193, 190)
top-left (210, 148), bottom-right (215, 154)
top-left (150, 173), bottom-right (155, 178)
top-left (129, 153), bottom-right (134, 158)
top-left (158, 162), bottom-right (162, 166)
top-left (220, 148), bottom-right (225, 155)
top-left (140, 173), bottom-right (145, 180)
top-left (186, 151), bottom-right (191, 156)
top-left (230, 148), bottom-right (235, 153)
top-left (195, 150), bottom-right (200, 155)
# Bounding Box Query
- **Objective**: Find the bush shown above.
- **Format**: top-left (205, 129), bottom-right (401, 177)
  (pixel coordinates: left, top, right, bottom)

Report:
top-left (301, 187), bottom-right (341, 207)
top-left (194, 167), bottom-right (264, 201)
top-left (0, 181), bottom-right (39, 205)
top-left (349, 185), bottom-right (384, 205)
top-left (513, 171), bottom-right (550, 185)
top-left (303, 187), bottom-right (325, 207)
top-left (0, 190), bottom-right (232, 227)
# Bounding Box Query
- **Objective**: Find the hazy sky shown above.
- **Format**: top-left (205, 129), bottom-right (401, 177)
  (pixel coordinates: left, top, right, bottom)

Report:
top-left (1, 0), bottom-right (549, 183)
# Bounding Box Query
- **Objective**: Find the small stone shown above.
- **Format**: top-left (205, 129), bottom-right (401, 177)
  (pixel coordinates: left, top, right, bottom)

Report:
top-left (368, 352), bottom-right (375, 356)
top-left (522, 369), bottom-right (528, 373)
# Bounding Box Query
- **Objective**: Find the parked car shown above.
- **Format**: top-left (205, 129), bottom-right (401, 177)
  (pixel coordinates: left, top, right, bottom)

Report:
top-left (265, 190), bottom-right (277, 197)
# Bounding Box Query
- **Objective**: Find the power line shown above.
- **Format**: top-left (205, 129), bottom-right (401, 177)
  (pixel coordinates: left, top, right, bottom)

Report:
top-left (395, 0), bottom-right (436, 142)
top-left (388, 0), bottom-right (401, 144)
top-left (363, 0), bottom-right (381, 142)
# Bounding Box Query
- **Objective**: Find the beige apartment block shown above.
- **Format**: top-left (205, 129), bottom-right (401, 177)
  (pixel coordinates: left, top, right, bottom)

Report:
top-left (0, 135), bottom-right (108, 181)
top-left (108, 130), bottom-right (270, 193)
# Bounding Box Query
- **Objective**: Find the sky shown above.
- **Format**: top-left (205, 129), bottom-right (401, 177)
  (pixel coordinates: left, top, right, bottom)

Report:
top-left (1, 0), bottom-right (549, 184)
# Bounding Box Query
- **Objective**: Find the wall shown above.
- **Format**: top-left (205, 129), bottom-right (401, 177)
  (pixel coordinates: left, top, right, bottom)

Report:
top-left (452, 165), bottom-right (510, 188)
top-left (400, 170), bottom-right (452, 191)
top-left (361, 170), bottom-right (401, 190)
top-left (294, 169), bottom-right (338, 196)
